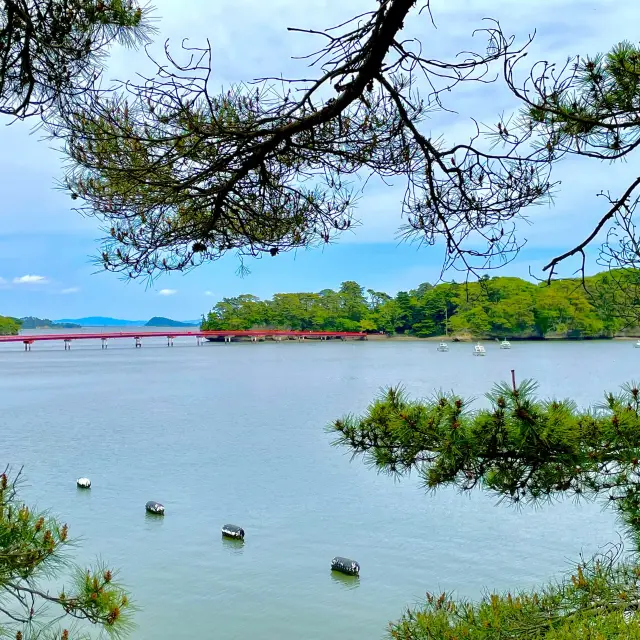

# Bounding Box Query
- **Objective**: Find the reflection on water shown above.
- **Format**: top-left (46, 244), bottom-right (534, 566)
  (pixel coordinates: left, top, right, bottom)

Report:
top-left (222, 537), bottom-right (245, 555)
top-left (330, 571), bottom-right (360, 590)
top-left (75, 487), bottom-right (93, 500)
top-left (144, 511), bottom-right (166, 527)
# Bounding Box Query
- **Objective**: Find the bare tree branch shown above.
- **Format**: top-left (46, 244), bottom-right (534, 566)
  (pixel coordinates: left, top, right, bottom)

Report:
top-left (48, 0), bottom-right (553, 280)
top-left (542, 176), bottom-right (640, 280)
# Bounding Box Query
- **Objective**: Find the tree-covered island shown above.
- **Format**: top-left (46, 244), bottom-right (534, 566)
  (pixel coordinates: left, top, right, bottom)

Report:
top-left (202, 270), bottom-right (640, 339)
top-left (0, 316), bottom-right (21, 335)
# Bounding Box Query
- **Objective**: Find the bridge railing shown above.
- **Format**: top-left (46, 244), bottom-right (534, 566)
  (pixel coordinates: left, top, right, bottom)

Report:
top-left (0, 329), bottom-right (368, 345)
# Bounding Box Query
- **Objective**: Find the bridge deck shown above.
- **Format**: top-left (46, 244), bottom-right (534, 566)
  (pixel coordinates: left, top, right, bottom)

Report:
top-left (0, 330), bottom-right (367, 344)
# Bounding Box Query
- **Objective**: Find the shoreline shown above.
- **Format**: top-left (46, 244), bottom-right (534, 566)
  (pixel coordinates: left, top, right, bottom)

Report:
top-left (365, 334), bottom-right (640, 342)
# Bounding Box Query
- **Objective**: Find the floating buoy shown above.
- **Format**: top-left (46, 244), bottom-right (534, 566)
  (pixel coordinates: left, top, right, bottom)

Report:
top-left (76, 478), bottom-right (91, 489)
top-left (145, 501), bottom-right (165, 515)
top-left (331, 556), bottom-right (360, 576)
top-left (221, 524), bottom-right (244, 540)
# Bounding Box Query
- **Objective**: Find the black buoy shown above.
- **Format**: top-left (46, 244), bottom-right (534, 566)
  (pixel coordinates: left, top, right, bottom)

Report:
top-left (221, 524), bottom-right (244, 540)
top-left (331, 556), bottom-right (360, 576)
top-left (76, 477), bottom-right (91, 489)
top-left (145, 501), bottom-right (165, 515)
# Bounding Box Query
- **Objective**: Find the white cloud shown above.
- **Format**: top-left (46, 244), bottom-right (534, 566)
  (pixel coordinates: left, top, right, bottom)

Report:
top-left (13, 275), bottom-right (47, 284)
top-left (61, 287), bottom-right (80, 294)
top-left (158, 288), bottom-right (178, 296)
top-left (204, 290), bottom-right (214, 296)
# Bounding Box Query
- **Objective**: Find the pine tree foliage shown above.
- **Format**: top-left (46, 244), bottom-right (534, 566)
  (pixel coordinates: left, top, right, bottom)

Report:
top-left (0, 0), bottom-right (155, 118)
top-left (51, 0), bottom-right (554, 279)
top-left (503, 40), bottom-right (640, 283)
top-left (331, 379), bottom-right (640, 638)
top-left (0, 469), bottom-right (133, 639)
top-left (389, 548), bottom-right (640, 639)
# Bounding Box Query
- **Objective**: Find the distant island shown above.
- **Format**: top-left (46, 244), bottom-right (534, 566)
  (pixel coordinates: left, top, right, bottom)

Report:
top-left (20, 316), bottom-right (81, 329)
top-left (145, 317), bottom-right (198, 327)
top-left (55, 316), bottom-right (145, 327)
top-left (54, 316), bottom-right (200, 327)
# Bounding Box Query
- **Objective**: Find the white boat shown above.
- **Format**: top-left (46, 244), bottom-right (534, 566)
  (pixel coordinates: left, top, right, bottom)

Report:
top-left (500, 339), bottom-right (511, 349)
top-left (473, 342), bottom-right (486, 356)
top-left (437, 342), bottom-right (449, 352)
top-left (635, 340), bottom-right (640, 348)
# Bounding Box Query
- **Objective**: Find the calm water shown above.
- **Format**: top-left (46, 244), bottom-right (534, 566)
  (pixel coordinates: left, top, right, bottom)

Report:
top-left (1, 336), bottom-right (632, 639)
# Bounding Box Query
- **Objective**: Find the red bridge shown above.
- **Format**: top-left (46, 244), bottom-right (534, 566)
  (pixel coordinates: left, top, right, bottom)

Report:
top-left (0, 330), bottom-right (368, 350)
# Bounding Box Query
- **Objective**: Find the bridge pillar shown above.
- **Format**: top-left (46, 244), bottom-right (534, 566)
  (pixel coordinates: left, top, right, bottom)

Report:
top-left (64, 339), bottom-right (72, 351)
top-left (167, 336), bottom-right (174, 347)
top-left (196, 336), bottom-right (202, 346)
top-left (135, 337), bottom-right (142, 348)
top-left (101, 338), bottom-right (108, 349)
top-left (23, 340), bottom-right (32, 352)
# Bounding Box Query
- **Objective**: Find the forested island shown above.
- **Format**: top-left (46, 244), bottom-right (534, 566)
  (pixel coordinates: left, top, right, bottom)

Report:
top-left (145, 317), bottom-right (198, 327)
top-left (0, 316), bottom-right (21, 335)
top-left (202, 270), bottom-right (638, 339)
top-left (19, 316), bottom-right (81, 329)
top-left (0, 316), bottom-right (83, 335)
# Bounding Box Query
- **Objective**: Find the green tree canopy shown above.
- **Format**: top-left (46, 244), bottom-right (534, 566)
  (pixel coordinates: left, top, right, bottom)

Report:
top-left (330, 379), bottom-right (640, 638)
top-left (204, 294), bottom-right (266, 330)
top-left (201, 270), bottom-right (631, 338)
top-left (0, 0), bottom-right (155, 119)
top-left (0, 315), bottom-right (21, 335)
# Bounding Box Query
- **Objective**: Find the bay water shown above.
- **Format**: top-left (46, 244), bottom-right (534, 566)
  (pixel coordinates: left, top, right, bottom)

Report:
top-left (1, 336), bottom-right (630, 638)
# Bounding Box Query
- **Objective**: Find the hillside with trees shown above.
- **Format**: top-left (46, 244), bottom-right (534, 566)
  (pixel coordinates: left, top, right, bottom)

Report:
top-left (0, 316), bottom-right (21, 335)
top-left (201, 270), bottom-right (635, 339)
top-left (145, 317), bottom-right (198, 327)
top-left (19, 316), bottom-right (80, 329)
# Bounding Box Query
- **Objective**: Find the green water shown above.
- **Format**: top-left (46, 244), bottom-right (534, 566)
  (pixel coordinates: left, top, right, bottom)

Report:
top-left (1, 338), bottom-right (626, 638)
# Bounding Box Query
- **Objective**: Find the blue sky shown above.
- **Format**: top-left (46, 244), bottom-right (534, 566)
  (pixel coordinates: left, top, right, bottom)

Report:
top-left (0, 0), bottom-right (638, 320)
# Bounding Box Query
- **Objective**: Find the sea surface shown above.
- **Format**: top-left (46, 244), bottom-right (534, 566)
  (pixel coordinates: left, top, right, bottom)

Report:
top-left (1, 333), bottom-right (632, 639)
